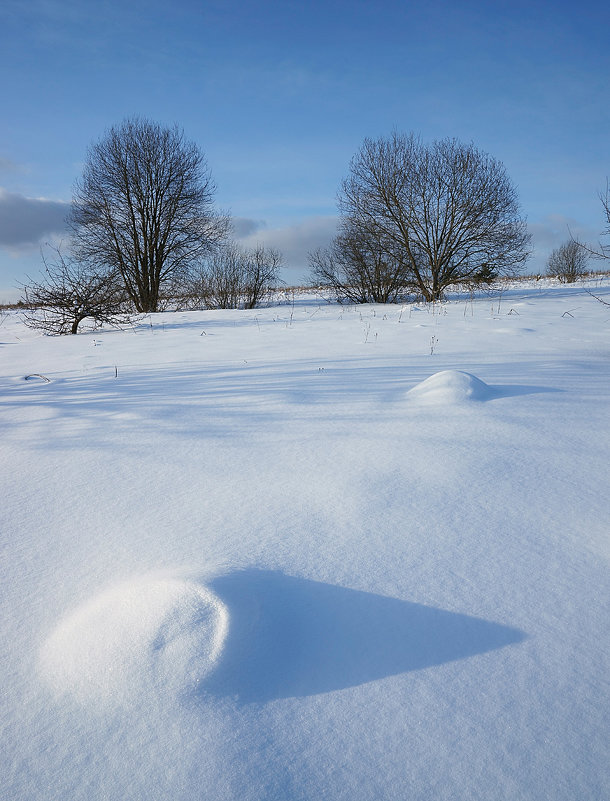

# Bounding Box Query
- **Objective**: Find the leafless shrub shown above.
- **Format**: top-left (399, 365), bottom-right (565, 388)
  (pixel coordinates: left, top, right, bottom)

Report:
top-left (309, 222), bottom-right (411, 303)
top-left (242, 244), bottom-right (283, 309)
top-left (20, 244), bottom-right (131, 334)
top-left (183, 242), bottom-right (282, 309)
top-left (547, 239), bottom-right (589, 283)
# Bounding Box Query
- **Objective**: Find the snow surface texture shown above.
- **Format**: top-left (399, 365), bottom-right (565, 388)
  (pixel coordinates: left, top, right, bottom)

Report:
top-left (1, 280), bottom-right (609, 800)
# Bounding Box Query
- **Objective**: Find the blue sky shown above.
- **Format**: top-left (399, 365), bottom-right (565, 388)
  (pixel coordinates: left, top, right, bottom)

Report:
top-left (1, 0), bottom-right (608, 299)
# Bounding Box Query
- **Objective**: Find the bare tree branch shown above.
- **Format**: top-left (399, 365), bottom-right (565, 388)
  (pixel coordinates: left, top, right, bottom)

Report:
top-left (574, 179), bottom-right (610, 263)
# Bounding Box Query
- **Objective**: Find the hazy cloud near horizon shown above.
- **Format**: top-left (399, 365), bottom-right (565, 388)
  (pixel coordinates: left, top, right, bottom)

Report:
top-left (2, 193), bottom-right (601, 292)
top-left (0, 188), bottom-right (69, 250)
top-left (528, 214), bottom-right (601, 264)
top-left (235, 215), bottom-right (339, 282)
top-left (234, 214), bottom-right (604, 279)
top-left (230, 217), bottom-right (267, 238)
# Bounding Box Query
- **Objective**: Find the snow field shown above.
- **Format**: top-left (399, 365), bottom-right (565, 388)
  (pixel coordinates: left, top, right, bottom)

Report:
top-left (1, 280), bottom-right (609, 800)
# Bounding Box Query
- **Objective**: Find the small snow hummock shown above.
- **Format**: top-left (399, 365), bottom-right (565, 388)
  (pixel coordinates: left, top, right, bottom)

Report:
top-left (407, 370), bottom-right (492, 404)
top-left (39, 578), bottom-right (228, 707)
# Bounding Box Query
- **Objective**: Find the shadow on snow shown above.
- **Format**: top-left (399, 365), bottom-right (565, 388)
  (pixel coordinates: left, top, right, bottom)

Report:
top-left (200, 569), bottom-right (525, 704)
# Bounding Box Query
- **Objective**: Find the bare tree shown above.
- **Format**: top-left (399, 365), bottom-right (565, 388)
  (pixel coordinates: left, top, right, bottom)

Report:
top-left (334, 133), bottom-right (530, 302)
top-left (69, 118), bottom-right (228, 313)
top-left (546, 239), bottom-right (589, 283)
top-left (20, 244), bottom-right (129, 334)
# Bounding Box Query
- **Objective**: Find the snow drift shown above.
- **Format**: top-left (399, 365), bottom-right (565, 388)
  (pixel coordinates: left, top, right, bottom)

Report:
top-left (407, 370), bottom-right (492, 404)
top-left (39, 578), bottom-right (228, 707)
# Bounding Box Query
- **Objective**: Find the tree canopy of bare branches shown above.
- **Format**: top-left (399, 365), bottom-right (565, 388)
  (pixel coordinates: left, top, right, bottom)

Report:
top-left (317, 133), bottom-right (531, 302)
top-left (69, 118), bottom-right (228, 313)
top-left (20, 245), bottom-right (129, 334)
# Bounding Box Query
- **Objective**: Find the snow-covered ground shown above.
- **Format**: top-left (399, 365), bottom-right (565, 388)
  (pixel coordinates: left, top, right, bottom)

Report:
top-left (1, 280), bottom-right (609, 800)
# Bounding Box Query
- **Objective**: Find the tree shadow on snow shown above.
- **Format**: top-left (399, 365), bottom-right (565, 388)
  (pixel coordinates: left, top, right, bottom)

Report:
top-left (200, 569), bottom-right (525, 704)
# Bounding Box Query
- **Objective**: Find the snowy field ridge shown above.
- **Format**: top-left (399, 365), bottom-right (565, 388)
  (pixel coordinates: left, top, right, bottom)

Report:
top-left (1, 279), bottom-right (609, 800)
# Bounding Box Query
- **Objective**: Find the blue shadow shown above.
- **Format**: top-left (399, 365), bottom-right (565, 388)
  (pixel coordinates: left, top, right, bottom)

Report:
top-left (201, 570), bottom-right (525, 703)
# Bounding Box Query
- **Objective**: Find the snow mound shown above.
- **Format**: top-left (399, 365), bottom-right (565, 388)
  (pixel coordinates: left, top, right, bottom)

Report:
top-left (39, 578), bottom-right (228, 706)
top-left (407, 370), bottom-right (492, 404)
